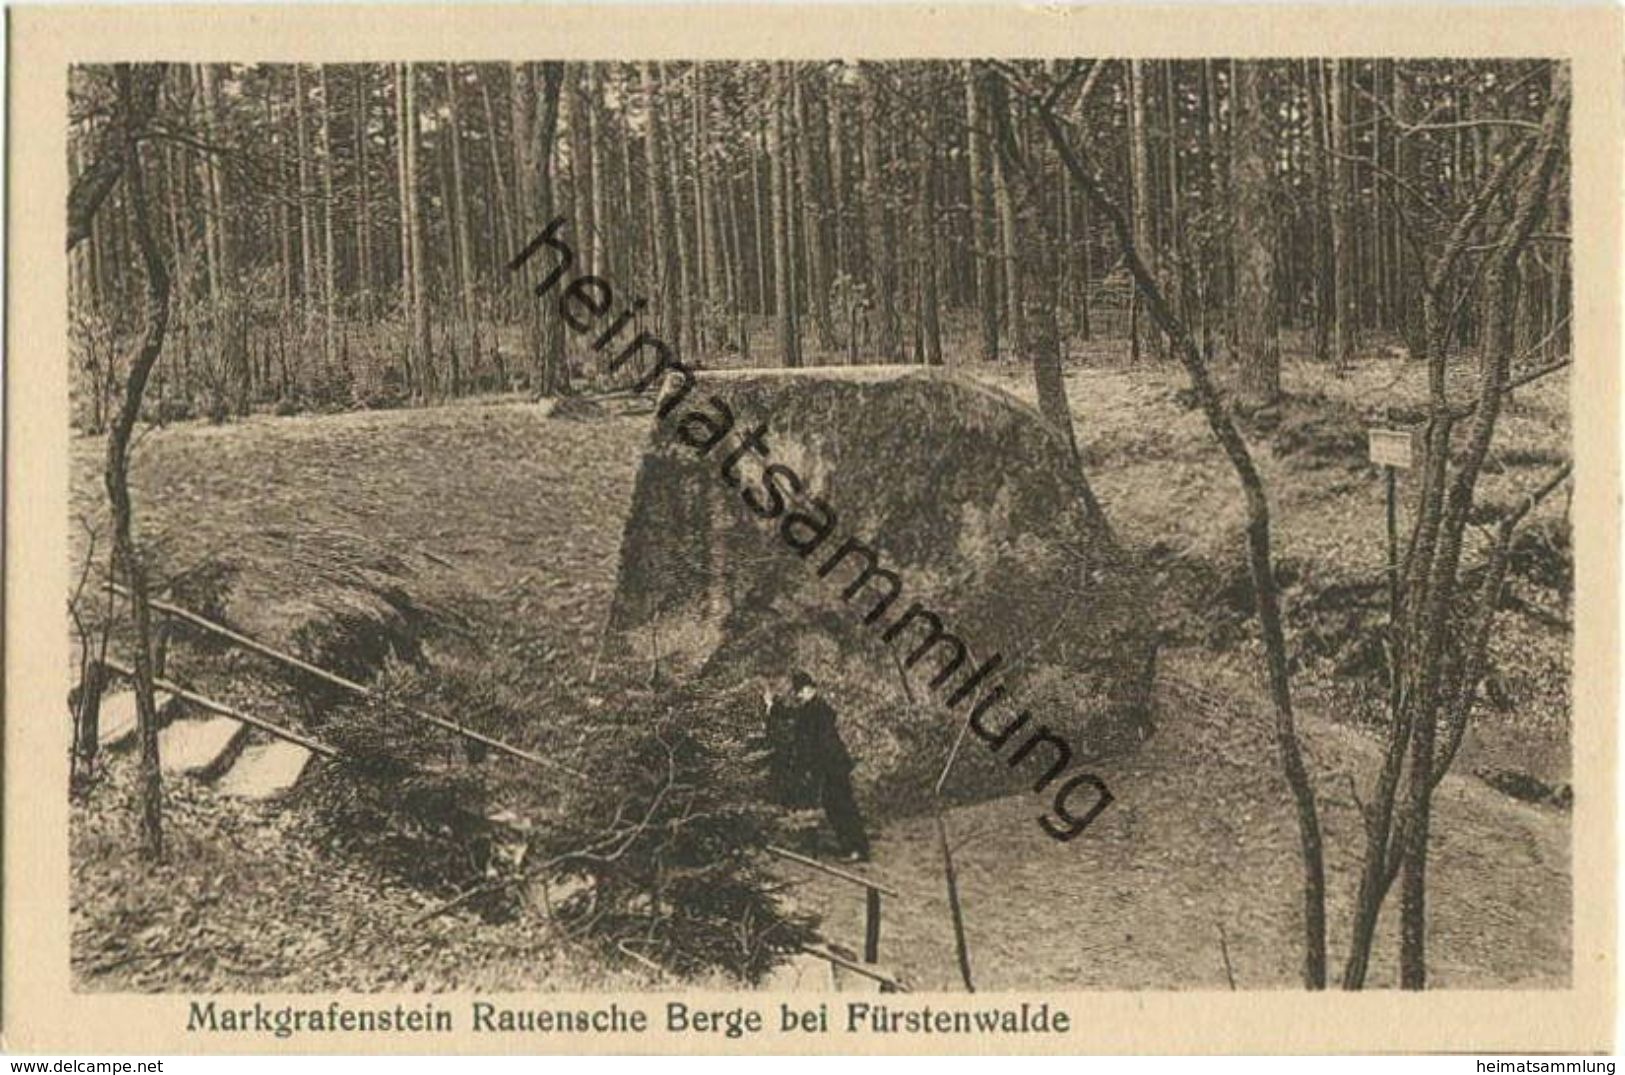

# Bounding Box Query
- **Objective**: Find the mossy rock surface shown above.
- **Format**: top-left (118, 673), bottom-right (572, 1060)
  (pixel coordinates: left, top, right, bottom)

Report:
top-left (608, 366), bottom-right (1157, 808)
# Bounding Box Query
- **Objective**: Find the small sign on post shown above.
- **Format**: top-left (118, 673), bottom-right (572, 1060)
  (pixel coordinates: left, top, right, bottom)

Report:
top-left (1368, 426), bottom-right (1418, 471)
top-left (1368, 425), bottom-right (1419, 625)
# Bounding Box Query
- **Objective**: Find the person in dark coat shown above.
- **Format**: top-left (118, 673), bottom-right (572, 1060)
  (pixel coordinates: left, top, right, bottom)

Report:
top-left (767, 670), bottom-right (870, 861)
top-left (763, 681), bottom-right (815, 809)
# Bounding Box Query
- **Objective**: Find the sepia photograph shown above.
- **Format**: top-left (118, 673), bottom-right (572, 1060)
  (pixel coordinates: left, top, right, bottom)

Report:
top-left (58, 51), bottom-right (1581, 998)
top-left (6, 3), bottom-right (1618, 1055)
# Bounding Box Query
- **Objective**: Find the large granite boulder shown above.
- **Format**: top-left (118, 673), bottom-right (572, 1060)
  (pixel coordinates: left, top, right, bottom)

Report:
top-left (607, 366), bottom-right (1156, 808)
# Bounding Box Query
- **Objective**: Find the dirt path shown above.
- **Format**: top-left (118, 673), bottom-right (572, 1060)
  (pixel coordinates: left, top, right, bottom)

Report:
top-left (70, 394), bottom-right (1570, 992)
top-left (787, 650), bottom-right (1571, 991)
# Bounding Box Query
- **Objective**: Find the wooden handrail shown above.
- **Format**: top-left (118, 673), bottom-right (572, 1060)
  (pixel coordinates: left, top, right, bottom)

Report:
top-left (100, 657), bottom-right (339, 758)
top-left (797, 943), bottom-right (908, 992)
top-left (764, 844), bottom-right (901, 899)
top-left (113, 582), bottom-right (585, 779)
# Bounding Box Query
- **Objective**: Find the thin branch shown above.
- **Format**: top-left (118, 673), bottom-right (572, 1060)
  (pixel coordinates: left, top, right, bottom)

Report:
top-left (1430, 460), bottom-right (1573, 788)
top-left (1045, 58), bottom-right (1108, 116)
top-left (934, 809), bottom-right (975, 992)
top-left (1465, 231), bottom-right (1569, 253)
top-left (1024, 75), bottom-right (1329, 990)
top-left (1426, 134), bottom-right (1538, 296)
top-left (141, 125), bottom-right (232, 157)
top-left (1449, 354), bottom-right (1571, 421)
top-left (1351, 60), bottom-right (1549, 142)
top-left (1319, 143), bottom-right (1450, 223)
top-left (412, 747), bottom-right (678, 927)
top-left (67, 65), bottom-right (163, 252)
top-left (1216, 922), bottom-right (1238, 990)
top-left (1402, 117), bottom-right (1542, 136)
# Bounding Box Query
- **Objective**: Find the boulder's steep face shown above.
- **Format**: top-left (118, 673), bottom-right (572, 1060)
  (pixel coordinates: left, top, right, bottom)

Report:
top-left (608, 366), bottom-right (1157, 806)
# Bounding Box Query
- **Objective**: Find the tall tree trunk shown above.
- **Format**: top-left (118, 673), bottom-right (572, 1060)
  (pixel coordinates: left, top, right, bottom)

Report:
top-left (916, 101), bottom-right (943, 367)
top-left (784, 118), bottom-right (804, 360)
top-left (565, 65), bottom-right (594, 282)
top-left (533, 63), bottom-right (568, 393)
top-left (985, 68), bottom-right (1076, 459)
top-left (320, 65), bottom-right (339, 382)
top-left (587, 65), bottom-right (608, 282)
top-left (195, 65), bottom-right (223, 305)
top-left (860, 64), bottom-right (901, 361)
top-left (511, 63), bottom-right (541, 390)
top-left (711, 158), bottom-right (738, 345)
top-left (750, 131), bottom-right (768, 317)
top-left (1370, 61), bottom-right (1389, 331)
top-left (1128, 59), bottom-right (1159, 360)
top-left (768, 63), bottom-right (800, 367)
top-left (394, 63), bottom-right (418, 397)
top-left (663, 64), bottom-right (697, 362)
top-left (445, 63), bottom-right (477, 334)
top-left (1227, 61), bottom-right (1281, 405)
top-left (618, 68), bottom-right (638, 295)
top-left (479, 68), bottom-right (515, 322)
top-left (1392, 65), bottom-right (1423, 357)
top-left (355, 65), bottom-right (374, 323)
top-left (102, 64), bottom-right (171, 861)
top-left (560, 69), bottom-right (586, 285)
top-left (1306, 60), bottom-right (1333, 363)
top-left (201, 64), bottom-right (248, 416)
top-left (827, 81), bottom-right (849, 289)
top-left (694, 64), bottom-right (726, 352)
top-left (693, 75), bottom-right (711, 351)
top-left (794, 68), bottom-right (837, 351)
top-left (510, 61), bottom-right (534, 361)
top-left (965, 65), bottom-right (999, 362)
top-left (1162, 60), bottom-right (1185, 325)
top-left (1200, 58), bottom-right (1225, 349)
top-left (1329, 59), bottom-right (1356, 369)
top-left (992, 138), bottom-right (1024, 361)
top-left (1031, 84), bottom-right (1329, 989)
top-left (726, 163), bottom-right (751, 354)
top-left (640, 62), bottom-right (679, 354)
top-left (407, 63), bottom-right (432, 397)
top-left (276, 69), bottom-right (295, 390)
top-left (293, 65), bottom-right (315, 321)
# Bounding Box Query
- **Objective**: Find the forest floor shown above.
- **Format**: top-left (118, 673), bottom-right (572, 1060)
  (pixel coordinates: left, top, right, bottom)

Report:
top-left (796, 341), bottom-right (1572, 989)
top-left (68, 337), bottom-right (1572, 991)
top-left (793, 650), bottom-right (1570, 990)
top-left (983, 340), bottom-right (1573, 795)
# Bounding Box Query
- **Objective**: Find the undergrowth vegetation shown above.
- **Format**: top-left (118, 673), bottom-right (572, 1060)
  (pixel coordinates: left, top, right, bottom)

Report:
top-left (69, 338), bottom-right (1573, 990)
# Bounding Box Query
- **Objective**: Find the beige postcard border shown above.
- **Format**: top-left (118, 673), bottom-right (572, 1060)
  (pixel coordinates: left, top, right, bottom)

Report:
top-left (4, 3), bottom-right (1619, 1054)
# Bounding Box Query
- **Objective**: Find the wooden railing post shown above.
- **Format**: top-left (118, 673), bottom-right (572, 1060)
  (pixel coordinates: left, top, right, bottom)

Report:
top-left (863, 887), bottom-right (881, 964)
top-left (762, 845), bottom-right (906, 988)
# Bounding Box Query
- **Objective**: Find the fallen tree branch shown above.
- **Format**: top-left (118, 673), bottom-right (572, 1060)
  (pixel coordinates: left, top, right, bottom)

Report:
top-left (410, 758), bottom-right (678, 928)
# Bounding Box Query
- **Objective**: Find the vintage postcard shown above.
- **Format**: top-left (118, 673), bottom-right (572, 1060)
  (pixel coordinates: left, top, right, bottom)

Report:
top-left (4, 2), bottom-right (1619, 1055)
